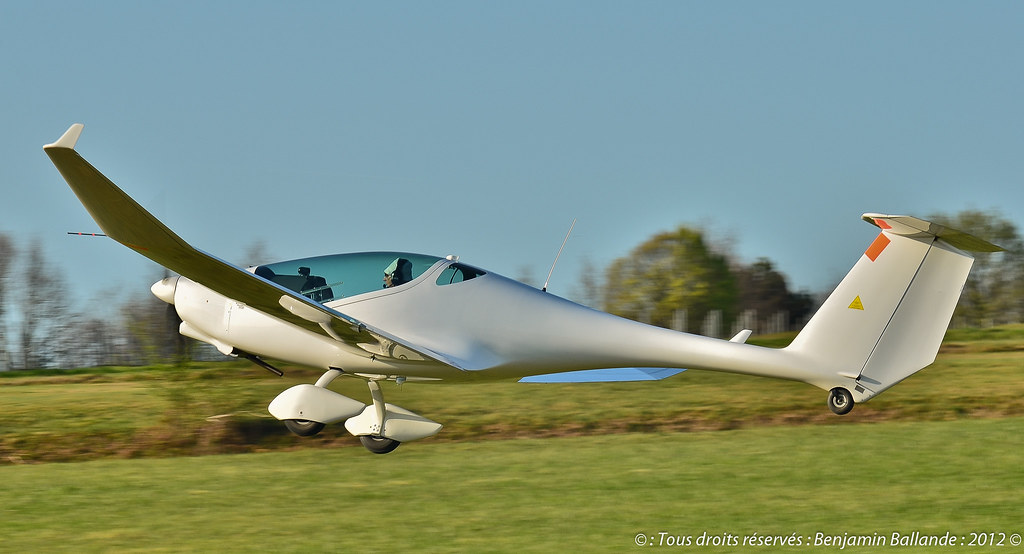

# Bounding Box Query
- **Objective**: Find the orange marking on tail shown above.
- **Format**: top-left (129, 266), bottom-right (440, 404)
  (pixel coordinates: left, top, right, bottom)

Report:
top-left (865, 233), bottom-right (890, 261)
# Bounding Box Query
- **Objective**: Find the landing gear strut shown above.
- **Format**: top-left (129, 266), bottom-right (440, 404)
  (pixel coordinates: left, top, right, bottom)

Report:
top-left (271, 369), bottom-right (440, 453)
top-left (357, 380), bottom-right (402, 454)
top-left (827, 387), bottom-right (855, 415)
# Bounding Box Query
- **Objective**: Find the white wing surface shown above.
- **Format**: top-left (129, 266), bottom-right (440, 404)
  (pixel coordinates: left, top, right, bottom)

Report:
top-left (44, 124), bottom-right (457, 368)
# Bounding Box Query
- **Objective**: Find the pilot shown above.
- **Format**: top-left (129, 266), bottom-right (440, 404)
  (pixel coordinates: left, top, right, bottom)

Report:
top-left (383, 258), bottom-right (412, 288)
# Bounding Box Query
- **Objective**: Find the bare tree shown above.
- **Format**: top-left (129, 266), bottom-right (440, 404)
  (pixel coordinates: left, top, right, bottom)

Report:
top-left (17, 239), bottom-right (66, 369)
top-left (52, 287), bottom-right (131, 368)
top-left (569, 256), bottom-right (604, 309)
top-left (120, 290), bottom-right (188, 365)
top-left (240, 239), bottom-right (273, 268)
top-left (0, 234), bottom-right (14, 370)
top-left (516, 265), bottom-right (538, 288)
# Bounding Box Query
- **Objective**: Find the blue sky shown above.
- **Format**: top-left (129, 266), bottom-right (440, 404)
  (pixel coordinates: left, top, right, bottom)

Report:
top-left (3, 2), bottom-right (1022, 307)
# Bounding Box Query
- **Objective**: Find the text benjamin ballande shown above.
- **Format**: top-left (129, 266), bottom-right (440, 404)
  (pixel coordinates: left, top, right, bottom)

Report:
top-left (634, 530), bottom-right (1022, 548)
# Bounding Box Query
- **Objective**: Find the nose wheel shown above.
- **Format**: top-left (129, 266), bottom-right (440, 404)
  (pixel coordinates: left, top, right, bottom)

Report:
top-left (827, 387), bottom-right (855, 415)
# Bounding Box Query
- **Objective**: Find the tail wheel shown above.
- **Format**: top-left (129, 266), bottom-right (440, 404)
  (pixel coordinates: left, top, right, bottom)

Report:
top-left (360, 435), bottom-right (401, 454)
top-left (827, 387), bottom-right (855, 415)
top-left (284, 419), bottom-right (325, 437)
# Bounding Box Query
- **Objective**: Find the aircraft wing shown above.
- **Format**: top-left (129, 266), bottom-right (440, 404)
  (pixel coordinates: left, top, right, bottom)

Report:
top-left (44, 124), bottom-right (458, 368)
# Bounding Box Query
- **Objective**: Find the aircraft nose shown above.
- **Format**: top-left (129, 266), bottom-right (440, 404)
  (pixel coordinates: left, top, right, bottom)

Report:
top-left (150, 276), bottom-right (179, 304)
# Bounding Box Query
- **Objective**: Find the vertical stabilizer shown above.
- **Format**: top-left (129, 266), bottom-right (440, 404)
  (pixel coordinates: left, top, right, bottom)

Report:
top-left (787, 214), bottom-right (1000, 402)
top-left (856, 239), bottom-right (973, 391)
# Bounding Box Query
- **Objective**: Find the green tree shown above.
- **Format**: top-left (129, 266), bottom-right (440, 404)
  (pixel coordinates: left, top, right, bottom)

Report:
top-left (603, 225), bottom-right (737, 334)
top-left (930, 210), bottom-right (1023, 326)
top-left (734, 257), bottom-right (814, 332)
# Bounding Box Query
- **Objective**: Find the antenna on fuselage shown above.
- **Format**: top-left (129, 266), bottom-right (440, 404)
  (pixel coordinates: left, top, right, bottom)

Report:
top-left (542, 218), bottom-right (576, 292)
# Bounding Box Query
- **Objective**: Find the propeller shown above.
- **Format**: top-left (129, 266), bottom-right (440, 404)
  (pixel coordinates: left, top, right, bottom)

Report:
top-left (153, 272), bottom-right (187, 364)
top-left (166, 301), bottom-right (185, 361)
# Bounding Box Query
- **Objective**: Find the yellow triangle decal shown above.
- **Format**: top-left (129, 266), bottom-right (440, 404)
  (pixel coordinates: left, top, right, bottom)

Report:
top-left (849, 296), bottom-right (864, 310)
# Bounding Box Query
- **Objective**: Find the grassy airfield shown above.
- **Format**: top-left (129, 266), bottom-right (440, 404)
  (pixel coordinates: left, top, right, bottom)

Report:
top-left (1, 419), bottom-right (1021, 552)
top-left (0, 326), bottom-right (1022, 551)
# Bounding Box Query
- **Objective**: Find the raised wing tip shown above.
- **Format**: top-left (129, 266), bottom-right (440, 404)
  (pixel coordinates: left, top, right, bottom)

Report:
top-left (44, 123), bottom-right (84, 150)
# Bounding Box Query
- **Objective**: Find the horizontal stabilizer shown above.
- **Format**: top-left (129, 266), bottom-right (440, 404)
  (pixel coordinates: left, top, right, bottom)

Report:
top-left (519, 367), bottom-right (685, 383)
top-left (730, 329), bottom-right (752, 343)
top-left (863, 214), bottom-right (1003, 252)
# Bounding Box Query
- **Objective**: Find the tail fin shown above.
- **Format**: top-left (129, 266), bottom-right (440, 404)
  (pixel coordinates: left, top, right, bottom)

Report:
top-left (787, 214), bottom-right (1002, 401)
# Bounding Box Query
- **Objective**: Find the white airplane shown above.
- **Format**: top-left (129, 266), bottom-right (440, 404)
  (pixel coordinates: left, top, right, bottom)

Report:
top-left (45, 124), bottom-right (1001, 454)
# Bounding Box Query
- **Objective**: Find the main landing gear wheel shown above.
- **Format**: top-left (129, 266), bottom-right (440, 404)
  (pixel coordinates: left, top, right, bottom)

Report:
top-left (360, 435), bottom-right (401, 454)
top-left (284, 419), bottom-right (325, 437)
top-left (827, 387), bottom-right (855, 415)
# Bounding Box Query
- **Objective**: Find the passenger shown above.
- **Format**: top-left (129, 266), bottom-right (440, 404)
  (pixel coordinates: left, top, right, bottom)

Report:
top-left (383, 258), bottom-right (412, 288)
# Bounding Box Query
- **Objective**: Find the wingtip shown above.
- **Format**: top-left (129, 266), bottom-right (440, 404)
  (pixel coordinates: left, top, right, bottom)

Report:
top-left (44, 123), bottom-right (84, 150)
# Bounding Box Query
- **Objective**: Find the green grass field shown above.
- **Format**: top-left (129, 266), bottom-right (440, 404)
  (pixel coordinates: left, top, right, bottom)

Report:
top-left (0, 326), bottom-right (1021, 551)
top-left (2, 326), bottom-right (1022, 463)
top-left (1, 419), bottom-right (1022, 552)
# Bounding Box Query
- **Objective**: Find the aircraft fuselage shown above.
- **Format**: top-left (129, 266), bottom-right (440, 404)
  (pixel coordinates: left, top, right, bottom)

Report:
top-left (163, 251), bottom-right (818, 388)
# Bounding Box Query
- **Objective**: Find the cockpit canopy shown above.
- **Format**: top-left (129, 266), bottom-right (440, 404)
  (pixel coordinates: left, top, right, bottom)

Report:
top-left (252, 251), bottom-right (481, 303)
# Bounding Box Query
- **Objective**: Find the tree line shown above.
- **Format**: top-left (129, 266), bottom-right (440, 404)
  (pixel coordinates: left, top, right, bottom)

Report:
top-left (590, 209), bottom-right (1023, 337)
top-left (0, 209), bottom-right (1019, 370)
top-left (596, 226), bottom-right (815, 337)
top-left (0, 236), bottom-right (185, 371)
